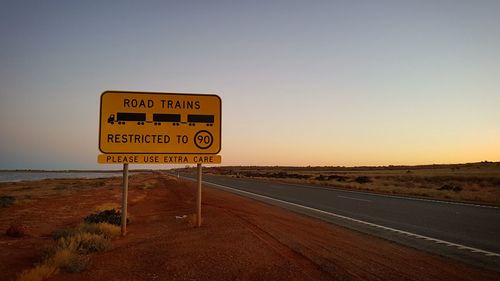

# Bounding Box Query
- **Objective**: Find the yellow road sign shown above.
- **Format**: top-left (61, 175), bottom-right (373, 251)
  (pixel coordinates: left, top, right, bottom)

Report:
top-left (97, 154), bottom-right (221, 164)
top-left (99, 91), bottom-right (221, 154)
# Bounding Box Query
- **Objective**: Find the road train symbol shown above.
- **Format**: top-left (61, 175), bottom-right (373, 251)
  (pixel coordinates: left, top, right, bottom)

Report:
top-left (107, 113), bottom-right (215, 127)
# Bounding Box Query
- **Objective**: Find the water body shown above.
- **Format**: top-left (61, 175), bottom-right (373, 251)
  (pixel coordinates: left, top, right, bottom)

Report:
top-left (0, 171), bottom-right (123, 182)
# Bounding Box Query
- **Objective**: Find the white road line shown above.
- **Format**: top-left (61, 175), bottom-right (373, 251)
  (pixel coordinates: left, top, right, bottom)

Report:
top-left (337, 195), bottom-right (372, 202)
top-left (199, 179), bottom-right (500, 258)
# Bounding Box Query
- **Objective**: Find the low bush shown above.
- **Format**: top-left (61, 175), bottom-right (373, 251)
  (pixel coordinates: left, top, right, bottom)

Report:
top-left (84, 209), bottom-right (127, 226)
top-left (242, 171), bottom-right (311, 179)
top-left (0, 195), bottom-right (15, 207)
top-left (328, 175), bottom-right (349, 182)
top-left (493, 178), bottom-right (500, 186)
top-left (315, 175), bottom-right (329, 181)
top-left (354, 176), bottom-right (371, 184)
top-left (438, 184), bottom-right (463, 192)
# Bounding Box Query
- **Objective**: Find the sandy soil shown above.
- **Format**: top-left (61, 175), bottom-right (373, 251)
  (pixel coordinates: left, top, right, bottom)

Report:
top-left (1, 172), bottom-right (499, 281)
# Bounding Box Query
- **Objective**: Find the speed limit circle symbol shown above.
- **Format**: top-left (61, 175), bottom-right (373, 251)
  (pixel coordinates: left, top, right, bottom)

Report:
top-left (194, 130), bottom-right (214, 150)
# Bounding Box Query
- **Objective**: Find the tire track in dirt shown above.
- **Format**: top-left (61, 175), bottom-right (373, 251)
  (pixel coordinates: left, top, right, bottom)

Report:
top-left (208, 202), bottom-right (406, 281)
top-left (211, 204), bottom-right (336, 281)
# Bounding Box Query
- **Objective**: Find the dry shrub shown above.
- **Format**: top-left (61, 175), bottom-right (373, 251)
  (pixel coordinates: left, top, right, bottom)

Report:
top-left (50, 248), bottom-right (73, 267)
top-left (438, 184), bottom-right (463, 192)
top-left (51, 249), bottom-right (89, 273)
top-left (0, 195), bottom-right (16, 207)
top-left (84, 209), bottom-right (125, 225)
top-left (77, 223), bottom-right (120, 239)
top-left (18, 233), bottom-right (106, 279)
top-left (61, 254), bottom-right (89, 273)
top-left (51, 228), bottom-right (76, 240)
top-left (16, 216), bottom-right (120, 280)
top-left (57, 232), bottom-right (111, 254)
top-left (95, 223), bottom-right (121, 238)
top-left (354, 176), bottom-right (371, 184)
top-left (16, 263), bottom-right (58, 281)
top-left (34, 247), bottom-right (90, 276)
top-left (77, 233), bottom-right (111, 254)
top-left (20, 226), bottom-right (113, 280)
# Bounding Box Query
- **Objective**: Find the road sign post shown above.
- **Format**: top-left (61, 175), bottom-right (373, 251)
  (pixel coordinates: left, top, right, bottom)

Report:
top-left (97, 91), bottom-right (222, 233)
top-left (196, 164), bottom-right (202, 227)
top-left (121, 163), bottom-right (129, 236)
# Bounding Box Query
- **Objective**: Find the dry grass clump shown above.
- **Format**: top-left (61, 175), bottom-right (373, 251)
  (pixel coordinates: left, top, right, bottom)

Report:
top-left (16, 263), bottom-right (58, 281)
top-left (19, 248), bottom-right (90, 281)
top-left (16, 222), bottom-right (119, 281)
top-left (56, 232), bottom-right (111, 254)
top-left (51, 228), bottom-right (76, 240)
top-left (76, 222), bottom-right (121, 239)
top-left (50, 248), bottom-right (89, 273)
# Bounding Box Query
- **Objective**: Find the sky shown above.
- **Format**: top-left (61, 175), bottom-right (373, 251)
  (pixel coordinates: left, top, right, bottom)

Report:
top-left (0, 0), bottom-right (499, 169)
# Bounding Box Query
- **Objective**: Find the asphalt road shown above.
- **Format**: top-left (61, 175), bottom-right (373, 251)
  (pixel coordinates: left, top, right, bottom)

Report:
top-left (180, 174), bottom-right (500, 270)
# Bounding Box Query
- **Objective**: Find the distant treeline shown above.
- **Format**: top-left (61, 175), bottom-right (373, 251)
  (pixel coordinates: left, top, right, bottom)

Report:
top-left (173, 161), bottom-right (500, 173)
top-left (0, 169), bottom-right (157, 173)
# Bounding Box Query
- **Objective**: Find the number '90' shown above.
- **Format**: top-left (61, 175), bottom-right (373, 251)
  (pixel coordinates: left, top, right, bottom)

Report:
top-left (194, 131), bottom-right (213, 149)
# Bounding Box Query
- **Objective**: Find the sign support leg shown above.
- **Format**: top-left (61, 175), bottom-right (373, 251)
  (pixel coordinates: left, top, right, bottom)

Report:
top-left (196, 163), bottom-right (202, 227)
top-left (121, 163), bottom-right (129, 236)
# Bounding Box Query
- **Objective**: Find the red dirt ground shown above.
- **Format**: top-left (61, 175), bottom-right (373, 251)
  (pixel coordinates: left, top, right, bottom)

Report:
top-left (1, 172), bottom-right (499, 281)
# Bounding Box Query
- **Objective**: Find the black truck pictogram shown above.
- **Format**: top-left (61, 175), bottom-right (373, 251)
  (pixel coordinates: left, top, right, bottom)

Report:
top-left (187, 114), bottom-right (214, 127)
top-left (153, 114), bottom-right (181, 126)
top-left (107, 113), bottom-right (214, 127)
top-left (108, 113), bottom-right (147, 125)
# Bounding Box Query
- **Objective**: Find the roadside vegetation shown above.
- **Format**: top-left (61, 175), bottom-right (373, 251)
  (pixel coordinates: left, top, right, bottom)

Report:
top-left (0, 178), bottom-right (112, 208)
top-left (0, 173), bottom-right (163, 281)
top-left (0, 195), bottom-right (16, 207)
top-left (175, 162), bottom-right (500, 205)
top-left (15, 211), bottom-right (121, 281)
top-left (0, 172), bottom-right (162, 210)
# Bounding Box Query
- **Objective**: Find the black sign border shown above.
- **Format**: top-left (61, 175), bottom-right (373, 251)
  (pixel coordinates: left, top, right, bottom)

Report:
top-left (99, 90), bottom-right (222, 155)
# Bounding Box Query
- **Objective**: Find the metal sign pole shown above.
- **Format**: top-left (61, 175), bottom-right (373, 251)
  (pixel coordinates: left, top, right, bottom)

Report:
top-left (121, 163), bottom-right (129, 236)
top-left (196, 163), bottom-right (202, 227)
